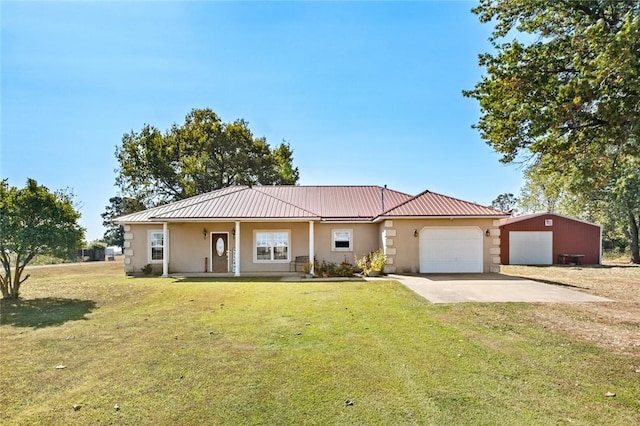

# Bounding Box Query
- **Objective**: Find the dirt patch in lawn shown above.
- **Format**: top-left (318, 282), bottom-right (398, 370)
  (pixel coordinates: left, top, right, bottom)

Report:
top-left (500, 264), bottom-right (640, 356)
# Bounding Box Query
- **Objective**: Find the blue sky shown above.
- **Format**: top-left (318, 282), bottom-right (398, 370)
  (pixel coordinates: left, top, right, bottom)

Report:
top-left (1, 1), bottom-right (523, 241)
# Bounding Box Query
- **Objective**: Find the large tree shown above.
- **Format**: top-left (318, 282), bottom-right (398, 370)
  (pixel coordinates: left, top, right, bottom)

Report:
top-left (0, 179), bottom-right (85, 299)
top-left (464, 0), bottom-right (640, 262)
top-left (114, 108), bottom-right (300, 206)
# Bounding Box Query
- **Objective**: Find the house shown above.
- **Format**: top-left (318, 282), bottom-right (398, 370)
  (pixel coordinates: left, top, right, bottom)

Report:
top-left (499, 213), bottom-right (602, 265)
top-left (114, 185), bottom-right (509, 276)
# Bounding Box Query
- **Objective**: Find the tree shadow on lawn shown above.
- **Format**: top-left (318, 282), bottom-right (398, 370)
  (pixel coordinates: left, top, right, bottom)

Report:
top-left (0, 297), bottom-right (97, 329)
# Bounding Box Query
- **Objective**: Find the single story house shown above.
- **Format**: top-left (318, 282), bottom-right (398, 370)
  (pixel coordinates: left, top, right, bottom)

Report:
top-left (115, 185), bottom-right (509, 276)
top-left (499, 212), bottom-right (602, 265)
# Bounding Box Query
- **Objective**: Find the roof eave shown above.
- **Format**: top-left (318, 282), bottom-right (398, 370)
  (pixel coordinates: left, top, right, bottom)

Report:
top-left (113, 220), bottom-right (163, 225)
top-left (149, 216), bottom-right (322, 223)
top-left (374, 214), bottom-right (511, 222)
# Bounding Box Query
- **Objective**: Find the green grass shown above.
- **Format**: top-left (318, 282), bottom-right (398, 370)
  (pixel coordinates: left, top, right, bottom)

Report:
top-left (1, 262), bottom-right (639, 425)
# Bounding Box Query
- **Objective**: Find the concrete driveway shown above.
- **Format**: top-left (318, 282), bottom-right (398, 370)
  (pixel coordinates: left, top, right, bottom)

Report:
top-left (389, 273), bottom-right (612, 304)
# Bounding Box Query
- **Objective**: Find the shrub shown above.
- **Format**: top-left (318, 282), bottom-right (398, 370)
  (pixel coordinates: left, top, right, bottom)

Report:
top-left (356, 249), bottom-right (386, 276)
top-left (312, 259), bottom-right (355, 278)
top-left (303, 262), bottom-right (313, 275)
top-left (337, 261), bottom-right (354, 277)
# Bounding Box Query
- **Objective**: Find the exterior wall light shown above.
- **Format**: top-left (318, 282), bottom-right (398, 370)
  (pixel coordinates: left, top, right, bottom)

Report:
top-left (413, 229), bottom-right (419, 238)
top-left (203, 228), bottom-right (208, 240)
top-left (485, 229), bottom-right (491, 237)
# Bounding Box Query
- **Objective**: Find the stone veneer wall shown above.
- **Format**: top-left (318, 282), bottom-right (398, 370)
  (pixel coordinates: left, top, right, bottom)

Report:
top-left (489, 219), bottom-right (501, 273)
top-left (122, 224), bottom-right (134, 274)
top-left (382, 220), bottom-right (397, 274)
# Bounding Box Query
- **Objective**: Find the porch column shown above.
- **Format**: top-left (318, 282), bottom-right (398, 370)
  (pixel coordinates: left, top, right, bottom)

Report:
top-left (234, 221), bottom-right (241, 277)
top-left (309, 220), bottom-right (315, 275)
top-left (162, 222), bottom-right (169, 277)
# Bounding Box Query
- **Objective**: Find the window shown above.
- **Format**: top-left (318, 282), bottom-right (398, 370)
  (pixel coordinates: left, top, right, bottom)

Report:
top-left (254, 230), bottom-right (290, 262)
top-left (148, 230), bottom-right (164, 263)
top-left (332, 229), bottom-right (352, 251)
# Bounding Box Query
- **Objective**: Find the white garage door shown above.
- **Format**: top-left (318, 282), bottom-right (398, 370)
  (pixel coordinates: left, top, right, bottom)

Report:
top-left (420, 228), bottom-right (483, 273)
top-left (509, 231), bottom-right (553, 265)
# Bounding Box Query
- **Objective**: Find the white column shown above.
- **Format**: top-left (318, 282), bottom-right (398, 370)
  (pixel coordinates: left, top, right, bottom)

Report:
top-left (309, 221), bottom-right (315, 275)
top-left (234, 221), bottom-right (241, 277)
top-left (162, 222), bottom-right (169, 277)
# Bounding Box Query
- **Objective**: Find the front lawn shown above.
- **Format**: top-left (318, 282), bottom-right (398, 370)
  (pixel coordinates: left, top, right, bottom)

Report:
top-left (1, 262), bottom-right (639, 425)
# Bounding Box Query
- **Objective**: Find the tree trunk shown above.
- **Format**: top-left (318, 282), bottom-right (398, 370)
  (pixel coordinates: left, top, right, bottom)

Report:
top-left (1, 251), bottom-right (12, 299)
top-left (0, 275), bottom-right (9, 299)
top-left (629, 212), bottom-right (640, 264)
top-left (12, 265), bottom-right (23, 299)
top-left (0, 252), bottom-right (35, 299)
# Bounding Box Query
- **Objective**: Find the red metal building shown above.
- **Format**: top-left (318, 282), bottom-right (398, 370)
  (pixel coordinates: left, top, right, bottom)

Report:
top-left (499, 213), bottom-right (601, 265)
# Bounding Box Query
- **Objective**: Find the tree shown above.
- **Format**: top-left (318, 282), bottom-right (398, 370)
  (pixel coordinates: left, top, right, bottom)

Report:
top-left (491, 193), bottom-right (518, 213)
top-left (115, 108), bottom-right (300, 206)
top-left (517, 163), bottom-right (569, 214)
top-left (607, 156), bottom-right (640, 262)
top-left (101, 196), bottom-right (146, 248)
top-left (0, 179), bottom-right (85, 299)
top-left (465, 0), bottom-right (640, 262)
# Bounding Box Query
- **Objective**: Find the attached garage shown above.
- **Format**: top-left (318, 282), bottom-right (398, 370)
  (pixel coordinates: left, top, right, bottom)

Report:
top-left (420, 227), bottom-right (483, 273)
top-left (500, 213), bottom-right (602, 265)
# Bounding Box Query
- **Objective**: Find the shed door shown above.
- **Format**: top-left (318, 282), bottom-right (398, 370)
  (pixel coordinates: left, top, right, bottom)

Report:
top-left (509, 231), bottom-right (552, 265)
top-left (420, 228), bottom-right (483, 273)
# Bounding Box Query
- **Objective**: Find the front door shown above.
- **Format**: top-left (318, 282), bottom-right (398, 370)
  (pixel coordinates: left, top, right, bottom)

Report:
top-left (212, 233), bottom-right (229, 273)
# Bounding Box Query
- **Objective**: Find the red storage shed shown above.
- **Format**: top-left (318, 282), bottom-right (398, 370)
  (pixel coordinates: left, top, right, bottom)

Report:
top-left (499, 213), bottom-right (601, 265)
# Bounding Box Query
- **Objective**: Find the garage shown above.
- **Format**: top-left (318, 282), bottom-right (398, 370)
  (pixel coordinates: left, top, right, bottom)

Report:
top-left (508, 231), bottom-right (552, 265)
top-left (500, 213), bottom-right (602, 265)
top-left (420, 227), bottom-right (483, 273)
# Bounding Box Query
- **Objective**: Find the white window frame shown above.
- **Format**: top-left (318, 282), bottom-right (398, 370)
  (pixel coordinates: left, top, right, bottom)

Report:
top-left (331, 229), bottom-right (353, 252)
top-left (147, 230), bottom-right (165, 264)
top-left (253, 229), bottom-right (291, 263)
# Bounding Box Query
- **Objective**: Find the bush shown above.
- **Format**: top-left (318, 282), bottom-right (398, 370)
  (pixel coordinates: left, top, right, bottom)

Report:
top-left (312, 259), bottom-right (355, 278)
top-left (337, 261), bottom-right (354, 277)
top-left (356, 249), bottom-right (386, 276)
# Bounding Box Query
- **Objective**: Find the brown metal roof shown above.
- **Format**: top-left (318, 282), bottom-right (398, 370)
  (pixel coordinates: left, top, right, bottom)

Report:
top-left (115, 185), bottom-right (506, 223)
top-left (252, 186), bottom-right (412, 220)
top-left (499, 212), bottom-right (601, 228)
top-left (381, 190), bottom-right (508, 217)
top-left (156, 187), bottom-right (318, 219)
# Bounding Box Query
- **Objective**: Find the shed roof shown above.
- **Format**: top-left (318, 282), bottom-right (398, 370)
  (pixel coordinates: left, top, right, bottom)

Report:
top-left (499, 212), bottom-right (601, 228)
top-left (115, 185), bottom-right (508, 223)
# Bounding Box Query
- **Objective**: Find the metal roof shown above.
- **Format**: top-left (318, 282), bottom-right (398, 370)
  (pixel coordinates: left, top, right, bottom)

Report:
top-left (115, 185), bottom-right (506, 223)
top-left (499, 212), bottom-right (601, 228)
top-left (381, 190), bottom-right (508, 218)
